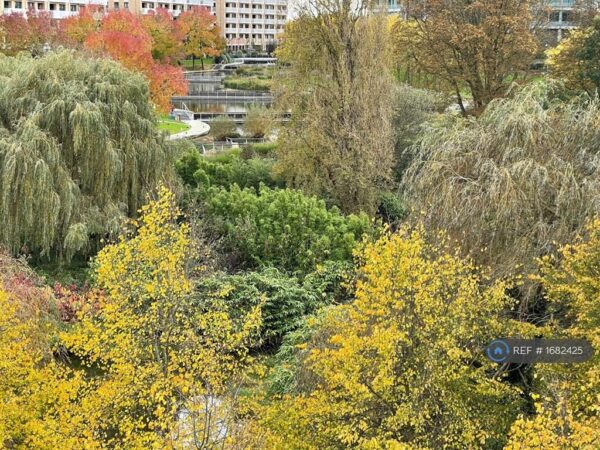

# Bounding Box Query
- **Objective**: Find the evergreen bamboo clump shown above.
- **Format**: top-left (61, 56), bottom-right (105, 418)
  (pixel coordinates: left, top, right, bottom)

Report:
top-left (0, 51), bottom-right (172, 260)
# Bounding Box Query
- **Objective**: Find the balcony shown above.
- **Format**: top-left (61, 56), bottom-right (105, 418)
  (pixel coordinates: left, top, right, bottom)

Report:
top-left (546, 20), bottom-right (576, 29)
top-left (549, 0), bottom-right (574, 7)
top-left (3, 7), bottom-right (26, 14)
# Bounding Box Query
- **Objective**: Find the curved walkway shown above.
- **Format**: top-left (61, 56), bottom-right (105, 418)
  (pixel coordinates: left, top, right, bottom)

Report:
top-left (167, 119), bottom-right (210, 141)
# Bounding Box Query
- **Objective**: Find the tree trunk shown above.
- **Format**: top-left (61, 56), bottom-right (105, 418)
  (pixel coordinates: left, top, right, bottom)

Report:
top-left (192, 54), bottom-right (195, 70)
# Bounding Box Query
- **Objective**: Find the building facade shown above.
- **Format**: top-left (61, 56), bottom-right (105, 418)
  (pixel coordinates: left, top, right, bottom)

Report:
top-left (544, 0), bottom-right (577, 44)
top-left (1, 0), bottom-right (104, 17)
top-left (215, 0), bottom-right (287, 51)
top-left (1, 0), bottom-right (287, 50)
top-left (0, 0), bottom-right (213, 17)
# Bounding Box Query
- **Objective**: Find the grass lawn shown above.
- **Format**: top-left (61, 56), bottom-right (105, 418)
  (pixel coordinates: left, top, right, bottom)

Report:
top-left (180, 57), bottom-right (215, 70)
top-left (158, 115), bottom-right (191, 135)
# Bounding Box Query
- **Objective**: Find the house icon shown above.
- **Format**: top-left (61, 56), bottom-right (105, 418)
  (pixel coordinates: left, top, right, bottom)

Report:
top-left (486, 340), bottom-right (510, 363)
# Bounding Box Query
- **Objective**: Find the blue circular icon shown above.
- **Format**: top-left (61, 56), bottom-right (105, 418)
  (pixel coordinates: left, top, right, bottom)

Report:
top-left (487, 340), bottom-right (510, 363)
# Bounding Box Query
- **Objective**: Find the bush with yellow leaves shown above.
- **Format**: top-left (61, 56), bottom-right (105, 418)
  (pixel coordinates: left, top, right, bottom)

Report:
top-left (254, 227), bottom-right (525, 449)
top-left (506, 219), bottom-right (600, 449)
top-left (61, 187), bottom-right (262, 448)
top-left (1, 188), bottom-right (262, 449)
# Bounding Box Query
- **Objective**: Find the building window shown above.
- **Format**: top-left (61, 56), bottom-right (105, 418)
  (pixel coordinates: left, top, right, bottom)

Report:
top-left (15, 1), bottom-right (22, 6)
top-left (59, 3), bottom-right (65, 10)
top-left (3, 1), bottom-right (10, 7)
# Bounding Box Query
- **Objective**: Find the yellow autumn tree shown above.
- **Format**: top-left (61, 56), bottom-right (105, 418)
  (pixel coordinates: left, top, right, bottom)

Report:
top-left (62, 187), bottom-right (261, 448)
top-left (255, 228), bottom-right (525, 449)
top-left (505, 219), bottom-right (600, 449)
top-left (546, 17), bottom-right (600, 95)
top-left (0, 257), bottom-right (91, 449)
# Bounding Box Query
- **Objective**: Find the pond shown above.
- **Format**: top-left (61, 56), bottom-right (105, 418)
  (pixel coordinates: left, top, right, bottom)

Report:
top-left (176, 70), bottom-right (273, 114)
top-left (170, 100), bottom-right (271, 114)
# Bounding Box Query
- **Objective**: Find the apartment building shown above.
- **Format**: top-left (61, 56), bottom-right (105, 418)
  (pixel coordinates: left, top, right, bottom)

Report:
top-left (106, 0), bottom-right (213, 17)
top-left (0, 0), bottom-right (104, 17)
top-left (215, 0), bottom-right (287, 51)
top-left (543, 0), bottom-right (577, 43)
top-left (0, 0), bottom-right (212, 17)
top-left (1, 0), bottom-right (287, 50)
top-left (378, 0), bottom-right (599, 46)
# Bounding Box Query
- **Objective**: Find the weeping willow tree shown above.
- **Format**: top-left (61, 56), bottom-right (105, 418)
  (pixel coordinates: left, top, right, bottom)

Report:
top-left (403, 82), bottom-right (600, 308)
top-left (0, 51), bottom-right (172, 261)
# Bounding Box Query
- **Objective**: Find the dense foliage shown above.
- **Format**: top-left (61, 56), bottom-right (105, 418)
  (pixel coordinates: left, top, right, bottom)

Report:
top-left (0, 189), bottom-right (261, 448)
top-left (506, 219), bottom-right (600, 448)
top-left (392, 83), bottom-right (447, 180)
top-left (2, 2), bottom-right (600, 448)
top-left (253, 228), bottom-right (525, 448)
top-left (0, 10), bottom-right (62, 56)
top-left (195, 263), bottom-right (351, 347)
top-left (176, 147), bottom-right (282, 191)
top-left (1, 7), bottom-right (223, 112)
top-left (0, 51), bottom-right (172, 261)
top-left (547, 16), bottom-right (600, 95)
top-left (202, 185), bottom-right (371, 274)
top-left (65, 9), bottom-right (187, 112)
top-left (403, 83), bottom-right (600, 299)
top-left (275, 3), bottom-right (395, 214)
top-left (393, 0), bottom-right (538, 113)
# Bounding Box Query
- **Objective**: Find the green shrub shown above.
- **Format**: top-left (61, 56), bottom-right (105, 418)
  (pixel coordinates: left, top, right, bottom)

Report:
top-left (378, 191), bottom-right (408, 226)
top-left (210, 115), bottom-right (238, 141)
top-left (250, 142), bottom-right (278, 156)
top-left (222, 77), bottom-right (272, 91)
top-left (196, 268), bottom-right (320, 346)
top-left (175, 148), bottom-right (281, 191)
top-left (266, 308), bottom-right (332, 394)
top-left (202, 185), bottom-right (372, 274)
top-left (195, 260), bottom-right (353, 348)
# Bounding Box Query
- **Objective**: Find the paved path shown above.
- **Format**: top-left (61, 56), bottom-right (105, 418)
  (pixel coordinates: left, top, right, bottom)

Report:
top-left (167, 119), bottom-right (210, 141)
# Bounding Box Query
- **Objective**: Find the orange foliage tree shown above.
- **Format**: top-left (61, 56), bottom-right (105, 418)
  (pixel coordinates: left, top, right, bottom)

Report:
top-left (176, 6), bottom-right (225, 70)
top-left (141, 8), bottom-right (182, 63)
top-left (84, 10), bottom-right (154, 71)
top-left (61, 6), bottom-right (99, 45)
top-left (64, 9), bottom-right (186, 112)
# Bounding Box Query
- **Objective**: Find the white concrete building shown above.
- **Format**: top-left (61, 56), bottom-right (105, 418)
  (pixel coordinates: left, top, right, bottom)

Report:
top-left (1, 0), bottom-right (288, 51)
top-left (544, 0), bottom-right (577, 43)
top-left (0, 0), bottom-right (212, 19)
top-left (215, 0), bottom-right (288, 51)
top-left (1, 0), bottom-right (103, 18)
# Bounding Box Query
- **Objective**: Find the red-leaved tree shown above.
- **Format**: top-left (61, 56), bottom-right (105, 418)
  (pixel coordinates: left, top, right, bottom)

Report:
top-left (0, 10), bottom-right (62, 56)
top-left (72, 10), bottom-right (186, 112)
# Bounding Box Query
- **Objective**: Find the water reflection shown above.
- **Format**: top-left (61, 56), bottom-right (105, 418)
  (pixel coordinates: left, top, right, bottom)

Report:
top-left (188, 82), bottom-right (222, 94)
top-left (171, 101), bottom-right (270, 114)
